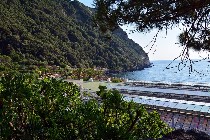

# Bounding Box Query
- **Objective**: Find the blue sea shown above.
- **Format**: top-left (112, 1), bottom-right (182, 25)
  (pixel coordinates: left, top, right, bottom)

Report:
top-left (117, 60), bottom-right (210, 86)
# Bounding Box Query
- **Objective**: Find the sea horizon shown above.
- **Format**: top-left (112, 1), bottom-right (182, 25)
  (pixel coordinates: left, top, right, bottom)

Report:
top-left (117, 60), bottom-right (210, 85)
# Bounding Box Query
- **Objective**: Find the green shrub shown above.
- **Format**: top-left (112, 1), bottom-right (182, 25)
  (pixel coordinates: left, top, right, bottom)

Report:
top-left (0, 74), bottom-right (171, 139)
top-left (111, 77), bottom-right (123, 83)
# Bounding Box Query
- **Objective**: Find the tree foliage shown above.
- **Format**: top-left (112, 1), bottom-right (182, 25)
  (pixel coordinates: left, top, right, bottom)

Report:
top-left (0, 74), bottom-right (172, 139)
top-left (94, 0), bottom-right (210, 52)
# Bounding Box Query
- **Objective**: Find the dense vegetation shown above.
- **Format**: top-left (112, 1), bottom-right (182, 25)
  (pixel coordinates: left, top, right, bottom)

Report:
top-left (0, 74), bottom-right (171, 139)
top-left (0, 0), bottom-right (150, 74)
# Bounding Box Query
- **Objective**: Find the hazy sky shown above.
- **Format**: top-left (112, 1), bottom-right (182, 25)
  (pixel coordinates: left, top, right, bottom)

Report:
top-left (78, 0), bottom-right (207, 60)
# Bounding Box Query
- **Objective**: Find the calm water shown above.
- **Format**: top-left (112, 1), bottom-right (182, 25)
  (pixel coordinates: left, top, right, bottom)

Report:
top-left (117, 60), bottom-right (210, 85)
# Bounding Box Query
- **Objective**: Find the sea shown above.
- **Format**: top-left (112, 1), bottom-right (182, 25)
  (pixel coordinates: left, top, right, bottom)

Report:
top-left (117, 60), bottom-right (210, 86)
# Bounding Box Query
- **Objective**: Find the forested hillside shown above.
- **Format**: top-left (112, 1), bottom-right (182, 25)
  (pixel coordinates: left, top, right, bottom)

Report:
top-left (0, 0), bottom-right (150, 72)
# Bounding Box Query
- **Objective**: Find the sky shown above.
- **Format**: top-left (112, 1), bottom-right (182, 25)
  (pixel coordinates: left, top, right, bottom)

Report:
top-left (78, 0), bottom-right (208, 60)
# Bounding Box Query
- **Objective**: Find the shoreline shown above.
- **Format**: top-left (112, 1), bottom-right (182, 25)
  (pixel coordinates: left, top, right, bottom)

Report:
top-left (64, 78), bottom-right (210, 93)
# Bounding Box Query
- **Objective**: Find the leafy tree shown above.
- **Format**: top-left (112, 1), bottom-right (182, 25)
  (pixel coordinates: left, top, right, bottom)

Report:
top-left (0, 74), bottom-right (81, 139)
top-left (94, 0), bottom-right (209, 52)
top-left (0, 74), bottom-right (172, 139)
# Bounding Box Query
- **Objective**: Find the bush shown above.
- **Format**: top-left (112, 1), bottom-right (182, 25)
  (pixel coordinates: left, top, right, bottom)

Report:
top-left (111, 77), bottom-right (123, 83)
top-left (0, 74), bottom-right (172, 139)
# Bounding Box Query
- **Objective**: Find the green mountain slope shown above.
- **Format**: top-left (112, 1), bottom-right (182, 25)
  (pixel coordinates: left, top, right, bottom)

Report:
top-left (0, 0), bottom-right (150, 72)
